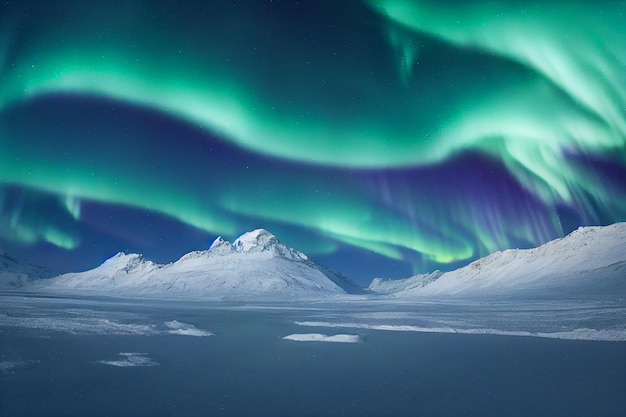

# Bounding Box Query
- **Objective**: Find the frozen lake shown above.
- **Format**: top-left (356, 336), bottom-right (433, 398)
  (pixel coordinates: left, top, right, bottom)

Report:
top-left (1, 293), bottom-right (625, 417)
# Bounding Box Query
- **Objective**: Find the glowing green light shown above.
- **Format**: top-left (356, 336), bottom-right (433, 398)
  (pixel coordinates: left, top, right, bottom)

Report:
top-left (0, 0), bottom-right (624, 271)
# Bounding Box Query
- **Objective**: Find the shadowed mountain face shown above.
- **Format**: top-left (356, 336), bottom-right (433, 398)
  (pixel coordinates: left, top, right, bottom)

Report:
top-left (0, 252), bottom-right (51, 288)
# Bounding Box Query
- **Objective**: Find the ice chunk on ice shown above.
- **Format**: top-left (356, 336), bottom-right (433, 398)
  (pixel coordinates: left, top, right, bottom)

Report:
top-left (164, 320), bottom-right (213, 337)
top-left (283, 333), bottom-right (360, 343)
top-left (97, 352), bottom-right (159, 367)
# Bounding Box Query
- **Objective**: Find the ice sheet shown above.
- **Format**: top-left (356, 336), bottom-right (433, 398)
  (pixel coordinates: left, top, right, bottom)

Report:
top-left (295, 321), bottom-right (626, 341)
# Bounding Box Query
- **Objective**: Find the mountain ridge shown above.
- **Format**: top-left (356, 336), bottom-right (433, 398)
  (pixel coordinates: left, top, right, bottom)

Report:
top-left (31, 229), bottom-right (362, 298)
top-left (4, 223), bottom-right (625, 300)
top-left (369, 222), bottom-right (626, 298)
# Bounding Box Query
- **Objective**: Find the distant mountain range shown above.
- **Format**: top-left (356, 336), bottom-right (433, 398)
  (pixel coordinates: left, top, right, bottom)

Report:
top-left (2, 224), bottom-right (625, 300)
top-left (30, 229), bottom-right (362, 299)
top-left (369, 223), bottom-right (626, 298)
top-left (0, 252), bottom-right (52, 288)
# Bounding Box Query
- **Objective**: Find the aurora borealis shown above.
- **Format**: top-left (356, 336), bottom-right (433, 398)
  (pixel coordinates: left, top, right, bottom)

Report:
top-left (1, 0), bottom-right (625, 284)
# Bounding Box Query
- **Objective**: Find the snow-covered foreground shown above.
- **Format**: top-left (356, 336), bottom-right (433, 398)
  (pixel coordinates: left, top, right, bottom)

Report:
top-left (2, 293), bottom-right (625, 417)
top-left (1, 293), bottom-right (625, 342)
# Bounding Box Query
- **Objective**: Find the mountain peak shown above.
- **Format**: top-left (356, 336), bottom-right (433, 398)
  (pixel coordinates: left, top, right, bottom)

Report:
top-left (208, 236), bottom-right (234, 255)
top-left (105, 252), bottom-right (142, 263)
top-left (209, 236), bottom-right (226, 249)
top-left (233, 229), bottom-right (277, 253)
top-left (231, 229), bottom-right (311, 263)
top-left (101, 252), bottom-right (153, 274)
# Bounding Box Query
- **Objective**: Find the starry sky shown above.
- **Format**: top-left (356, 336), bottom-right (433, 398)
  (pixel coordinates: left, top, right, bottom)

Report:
top-left (1, 0), bottom-right (625, 285)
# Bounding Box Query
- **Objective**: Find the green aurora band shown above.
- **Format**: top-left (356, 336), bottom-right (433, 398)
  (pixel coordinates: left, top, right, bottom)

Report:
top-left (0, 96), bottom-right (480, 264)
top-left (0, 0), bottom-right (625, 274)
top-left (367, 0), bottom-right (626, 205)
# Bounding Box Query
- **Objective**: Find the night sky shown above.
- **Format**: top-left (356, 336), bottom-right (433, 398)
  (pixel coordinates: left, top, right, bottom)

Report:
top-left (1, 0), bottom-right (625, 285)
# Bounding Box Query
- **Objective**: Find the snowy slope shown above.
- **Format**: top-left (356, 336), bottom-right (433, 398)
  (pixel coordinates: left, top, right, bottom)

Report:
top-left (368, 271), bottom-right (444, 295)
top-left (370, 223), bottom-right (626, 298)
top-left (34, 229), bottom-right (360, 298)
top-left (0, 252), bottom-right (52, 289)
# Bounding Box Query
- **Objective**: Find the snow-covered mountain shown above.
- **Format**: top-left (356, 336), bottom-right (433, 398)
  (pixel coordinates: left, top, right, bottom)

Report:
top-left (370, 223), bottom-right (626, 298)
top-left (13, 224), bottom-right (626, 300)
top-left (0, 252), bottom-right (52, 288)
top-left (34, 229), bottom-right (361, 298)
